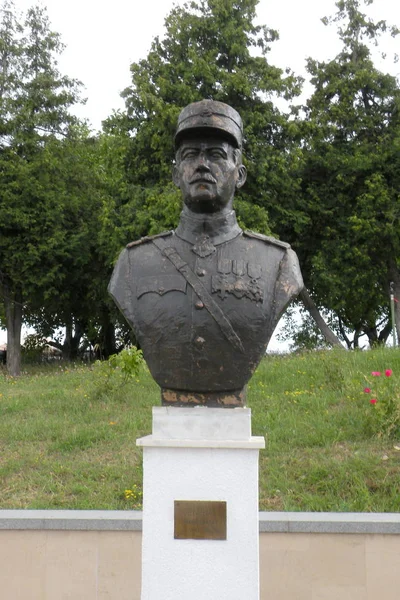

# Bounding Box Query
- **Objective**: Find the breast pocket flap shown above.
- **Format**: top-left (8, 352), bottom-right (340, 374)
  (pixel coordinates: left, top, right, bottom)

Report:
top-left (137, 275), bottom-right (187, 298)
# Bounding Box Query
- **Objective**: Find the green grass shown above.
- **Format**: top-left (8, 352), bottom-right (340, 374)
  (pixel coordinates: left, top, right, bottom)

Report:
top-left (0, 348), bottom-right (399, 511)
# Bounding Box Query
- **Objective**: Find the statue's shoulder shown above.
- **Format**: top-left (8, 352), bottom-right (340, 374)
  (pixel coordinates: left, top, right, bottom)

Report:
top-left (126, 231), bottom-right (173, 249)
top-left (243, 230), bottom-right (291, 250)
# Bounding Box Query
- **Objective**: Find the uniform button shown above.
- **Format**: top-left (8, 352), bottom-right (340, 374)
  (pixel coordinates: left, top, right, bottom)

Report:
top-left (195, 301), bottom-right (204, 310)
top-left (197, 269), bottom-right (206, 277)
top-left (159, 287), bottom-right (165, 294)
top-left (195, 336), bottom-right (205, 346)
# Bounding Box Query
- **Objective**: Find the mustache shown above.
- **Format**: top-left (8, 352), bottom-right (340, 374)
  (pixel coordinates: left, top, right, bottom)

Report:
top-left (189, 174), bottom-right (217, 184)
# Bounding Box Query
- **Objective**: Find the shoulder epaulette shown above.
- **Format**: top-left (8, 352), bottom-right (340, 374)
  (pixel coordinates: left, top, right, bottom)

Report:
top-left (126, 230), bottom-right (173, 249)
top-left (244, 230), bottom-right (290, 249)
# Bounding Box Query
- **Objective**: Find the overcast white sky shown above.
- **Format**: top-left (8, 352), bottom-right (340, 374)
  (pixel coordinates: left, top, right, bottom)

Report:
top-left (11, 0), bottom-right (400, 131)
top-left (2, 0), bottom-right (400, 348)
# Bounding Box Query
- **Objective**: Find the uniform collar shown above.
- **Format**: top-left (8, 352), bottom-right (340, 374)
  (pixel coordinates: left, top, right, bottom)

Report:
top-left (175, 206), bottom-right (242, 246)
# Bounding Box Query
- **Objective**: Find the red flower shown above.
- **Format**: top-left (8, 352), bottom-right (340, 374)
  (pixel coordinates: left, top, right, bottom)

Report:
top-left (364, 387), bottom-right (371, 393)
top-left (385, 369), bottom-right (393, 377)
top-left (370, 398), bottom-right (377, 405)
top-left (371, 371), bottom-right (381, 376)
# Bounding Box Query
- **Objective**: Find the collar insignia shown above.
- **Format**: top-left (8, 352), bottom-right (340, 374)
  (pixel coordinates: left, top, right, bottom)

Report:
top-left (192, 234), bottom-right (216, 258)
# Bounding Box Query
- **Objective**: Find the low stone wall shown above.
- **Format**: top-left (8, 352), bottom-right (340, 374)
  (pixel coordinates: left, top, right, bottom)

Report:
top-left (0, 510), bottom-right (399, 599)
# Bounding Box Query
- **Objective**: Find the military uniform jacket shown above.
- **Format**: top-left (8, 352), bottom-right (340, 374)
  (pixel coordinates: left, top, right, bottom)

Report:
top-left (109, 209), bottom-right (303, 396)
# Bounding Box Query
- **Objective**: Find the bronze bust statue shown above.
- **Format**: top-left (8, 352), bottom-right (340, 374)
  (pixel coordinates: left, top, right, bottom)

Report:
top-left (109, 100), bottom-right (303, 407)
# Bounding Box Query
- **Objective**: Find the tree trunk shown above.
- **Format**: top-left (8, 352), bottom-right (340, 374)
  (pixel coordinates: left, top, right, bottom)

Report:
top-left (363, 324), bottom-right (379, 347)
top-left (62, 318), bottom-right (83, 360)
top-left (100, 307), bottom-right (117, 359)
top-left (69, 320), bottom-right (83, 360)
top-left (378, 321), bottom-right (392, 345)
top-left (4, 286), bottom-right (23, 376)
top-left (353, 328), bottom-right (363, 349)
top-left (388, 258), bottom-right (400, 345)
top-left (62, 318), bottom-right (72, 360)
top-left (338, 316), bottom-right (353, 349)
top-left (299, 288), bottom-right (344, 349)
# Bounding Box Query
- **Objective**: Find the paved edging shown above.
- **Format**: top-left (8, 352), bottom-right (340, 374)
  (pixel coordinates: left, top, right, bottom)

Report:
top-left (259, 511), bottom-right (400, 533)
top-left (0, 510), bottom-right (399, 534)
top-left (0, 510), bottom-right (143, 531)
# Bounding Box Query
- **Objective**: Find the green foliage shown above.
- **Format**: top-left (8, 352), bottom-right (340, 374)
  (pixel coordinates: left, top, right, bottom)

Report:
top-left (1, 348), bottom-right (400, 511)
top-left (0, 1), bottom-right (84, 372)
top-left (252, 347), bottom-right (400, 511)
top-left (92, 347), bottom-right (144, 397)
top-left (296, 0), bottom-right (400, 346)
top-left (105, 347), bottom-right (144, 381)
top-left (22, 130), bottom-right (120, 358)
top-left (360, 369), bottom-right (400, 438)
top-left (278, 305), bottom-right (332, 352)
top-left (21, 333), bottom-right (47, 363)
top-left (105, 0), bottom-right (303, 237)
top-left (0, 2), bottom-right (121, 360)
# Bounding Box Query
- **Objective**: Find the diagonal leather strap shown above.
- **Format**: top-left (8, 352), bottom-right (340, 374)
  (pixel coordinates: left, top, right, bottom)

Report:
top-left (152, 237), bottom-right (245, 354)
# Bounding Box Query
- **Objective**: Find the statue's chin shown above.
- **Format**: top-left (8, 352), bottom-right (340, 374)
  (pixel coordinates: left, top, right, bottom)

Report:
top-left (184, 192), bottom-right (233, 215)
top-left (185, 196), bottom-right (220, 214)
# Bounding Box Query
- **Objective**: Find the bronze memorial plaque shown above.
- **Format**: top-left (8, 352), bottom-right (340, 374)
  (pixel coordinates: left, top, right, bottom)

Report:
top-left (174, 500), bottom-right (227, 540)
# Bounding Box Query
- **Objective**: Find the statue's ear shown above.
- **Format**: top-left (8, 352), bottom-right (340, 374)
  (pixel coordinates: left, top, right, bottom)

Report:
top-left (236, 165), bottom-right (247, 189)
top-left (172, 166), bottom-right (180, 187)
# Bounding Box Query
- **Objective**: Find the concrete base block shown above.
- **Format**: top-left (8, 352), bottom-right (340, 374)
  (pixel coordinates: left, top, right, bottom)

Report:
top-left (137, 407), bottom-right (265, 600)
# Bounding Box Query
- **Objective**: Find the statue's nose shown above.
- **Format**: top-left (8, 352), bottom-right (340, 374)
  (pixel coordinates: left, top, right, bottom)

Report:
top-left (196, 153), bottom-right (210, 169)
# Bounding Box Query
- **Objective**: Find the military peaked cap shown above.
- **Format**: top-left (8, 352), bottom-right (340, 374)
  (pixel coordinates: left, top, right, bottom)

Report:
top-left (175, 99), bottom-right (243, 149)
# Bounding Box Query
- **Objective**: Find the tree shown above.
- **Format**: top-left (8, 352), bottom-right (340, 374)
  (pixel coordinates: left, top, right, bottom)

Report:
top-left (104, 0), bottom-right (304, 238)
top-left (296, 0), bottom-right (400, 347)
top-left (22, 129), bottom-right (113, 360)
top-left (104, 0), bottom-right (348, 349)
top-left (0, 1), bottom-right (82, 374)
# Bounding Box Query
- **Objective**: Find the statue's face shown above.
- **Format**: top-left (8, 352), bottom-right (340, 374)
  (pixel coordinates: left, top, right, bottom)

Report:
top-left (173, 135), bottom-right (246, 214)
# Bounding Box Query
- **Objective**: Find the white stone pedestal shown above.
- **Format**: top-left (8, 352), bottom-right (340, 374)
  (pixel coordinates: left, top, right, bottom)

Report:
top-left (137, 406), bottom-right (265, 600)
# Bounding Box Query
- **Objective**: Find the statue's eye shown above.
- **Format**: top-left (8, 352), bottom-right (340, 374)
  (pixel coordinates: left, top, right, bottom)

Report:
top-left (209, 149), bottom-right (226, 159)
top-left (181, 149), bottom-right (198, 159)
